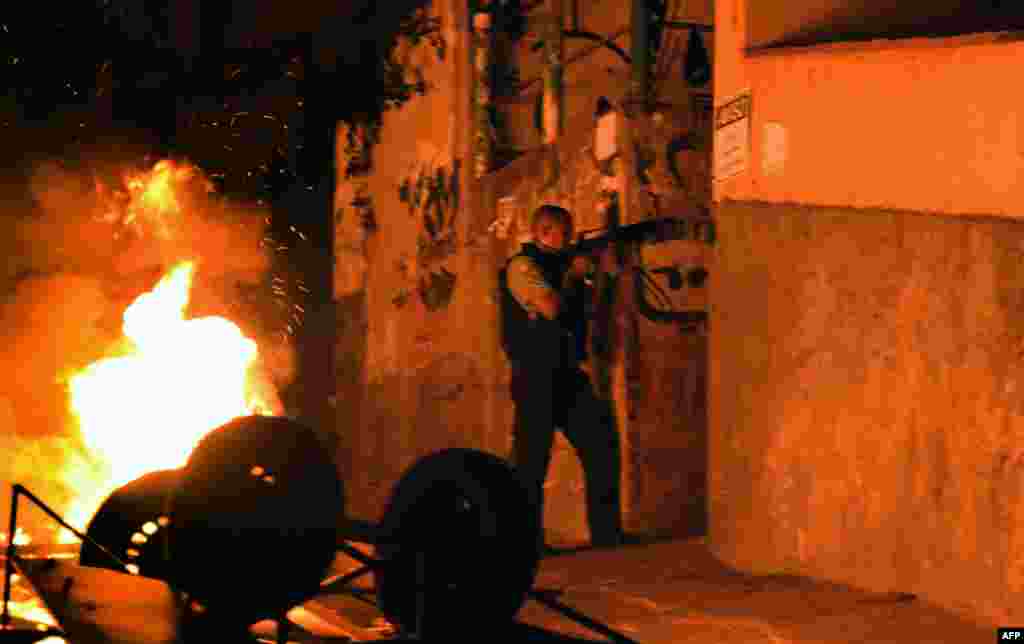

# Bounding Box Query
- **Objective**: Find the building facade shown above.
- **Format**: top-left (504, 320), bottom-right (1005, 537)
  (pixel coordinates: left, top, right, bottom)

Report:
top-left (711, 0), bottom-right (1024, 626)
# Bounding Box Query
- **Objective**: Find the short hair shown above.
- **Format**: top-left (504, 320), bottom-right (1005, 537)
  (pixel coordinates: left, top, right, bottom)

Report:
top-left (531, 205), bottom-right (573, 235)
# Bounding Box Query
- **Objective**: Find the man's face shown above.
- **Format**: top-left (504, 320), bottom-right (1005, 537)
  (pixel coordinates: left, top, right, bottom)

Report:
top-left (535, 217), bottom-right (570, 251)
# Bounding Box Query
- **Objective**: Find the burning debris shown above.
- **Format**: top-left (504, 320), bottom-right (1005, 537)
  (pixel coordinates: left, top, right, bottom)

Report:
top-left (0, 154), bottom-right (295, 545)
top-left (66, 259), bottom-right (283, 530)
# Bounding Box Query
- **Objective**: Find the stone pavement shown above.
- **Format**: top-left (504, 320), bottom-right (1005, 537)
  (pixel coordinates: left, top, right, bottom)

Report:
top-left (309, 536), bottom-right (995, 643)
top-left (513, 537), bottom-right (995, 644)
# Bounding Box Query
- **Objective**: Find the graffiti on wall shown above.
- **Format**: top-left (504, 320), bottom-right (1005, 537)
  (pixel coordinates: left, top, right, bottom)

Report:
top-left (334, 186), bottom-right (375, 299)
top-left (396, 158), bottom-right (462, 311)
top-left (630, 107), bottom-right (713, 218)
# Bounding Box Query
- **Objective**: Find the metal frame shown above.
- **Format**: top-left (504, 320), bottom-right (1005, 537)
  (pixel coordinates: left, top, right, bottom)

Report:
top-left (3, 484), bottom-right (641, 643)
top-left (328, 521), bottom-right (640, 644)
top-left (2, 483), bottom-right (128, 630)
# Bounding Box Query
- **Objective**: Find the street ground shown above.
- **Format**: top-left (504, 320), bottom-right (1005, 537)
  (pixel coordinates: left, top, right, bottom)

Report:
top-left (1, 537), bottom-right (996, 643)
top-left (305, 537), bottom-right (995, 643)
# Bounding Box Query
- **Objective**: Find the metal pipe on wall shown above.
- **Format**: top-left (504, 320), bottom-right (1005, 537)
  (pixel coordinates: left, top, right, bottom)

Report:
top-left (631, 0), bottom-right (649, 110)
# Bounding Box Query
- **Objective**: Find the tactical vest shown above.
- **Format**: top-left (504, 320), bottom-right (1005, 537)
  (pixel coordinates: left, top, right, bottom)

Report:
top-left (498, 243), bottom-right (587, 368)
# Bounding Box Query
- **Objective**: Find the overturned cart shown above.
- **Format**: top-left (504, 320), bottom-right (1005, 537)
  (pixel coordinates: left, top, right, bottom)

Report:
top-left (2, 415), bottom-right (638, 643)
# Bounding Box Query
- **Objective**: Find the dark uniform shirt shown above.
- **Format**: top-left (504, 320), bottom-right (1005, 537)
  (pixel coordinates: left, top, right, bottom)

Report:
top-left (499, 242), bottom-right (588, 369)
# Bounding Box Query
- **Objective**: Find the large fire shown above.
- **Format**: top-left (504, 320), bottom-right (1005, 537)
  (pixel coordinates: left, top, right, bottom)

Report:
top-left (63, 160), bottom-right (280, 533)
top-left (0, 159), bottom-right (281, 634)
top-left (69, 261), bottom-right (277, 493)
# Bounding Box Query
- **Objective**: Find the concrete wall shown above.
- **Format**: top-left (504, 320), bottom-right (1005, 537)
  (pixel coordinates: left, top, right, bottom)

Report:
top-left (711, 202), bottom-right (1024, 625)
top-left (711, 0), bottom-right (1024, 625)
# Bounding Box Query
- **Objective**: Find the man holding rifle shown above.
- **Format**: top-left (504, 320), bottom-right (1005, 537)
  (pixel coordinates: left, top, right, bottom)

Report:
top-left (499, 204), bottom-right (624, 550)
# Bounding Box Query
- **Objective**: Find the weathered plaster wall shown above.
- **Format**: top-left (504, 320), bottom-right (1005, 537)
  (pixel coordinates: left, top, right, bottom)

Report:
top-left (334, 0), bottom-right (473, 521)
top-left (710, 201), bottom-right (1024, 625)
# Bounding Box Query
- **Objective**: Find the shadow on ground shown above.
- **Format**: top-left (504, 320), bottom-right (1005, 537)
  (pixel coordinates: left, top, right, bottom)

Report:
top-left (545, 529), bottom-right (704, 558)
top-left (504, 622), bottom-right (612, 643)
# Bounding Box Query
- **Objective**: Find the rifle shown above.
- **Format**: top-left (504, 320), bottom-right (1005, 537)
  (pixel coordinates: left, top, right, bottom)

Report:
top-left (567, 214), bottom-right (715, 257)
top-left (567, 215), bottom-right (712, 329)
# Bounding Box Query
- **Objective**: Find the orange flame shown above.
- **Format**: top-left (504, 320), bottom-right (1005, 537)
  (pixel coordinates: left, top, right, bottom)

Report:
top-left (0, 536), bottom-right (62, 630)
top-left (100, 159), bottom-right (208, 237)
top-left (54, 159), bottom-right (280, 536)
top-left (0, 564), bottom-right (62, 630)
top-left (65, 261), bottom-right (280, 529)
top-left (0, 529), bottom-right (31, 546)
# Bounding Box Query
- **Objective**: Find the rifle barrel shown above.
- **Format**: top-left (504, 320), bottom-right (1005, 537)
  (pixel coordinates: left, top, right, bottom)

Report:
top-left (570, 216), bottom-right (713, 254)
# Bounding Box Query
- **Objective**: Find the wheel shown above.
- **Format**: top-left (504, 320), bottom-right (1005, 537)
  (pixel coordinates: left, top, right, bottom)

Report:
top-left (169, 415), bottom-right (343, 626)
top-left (80, 469), bottom-right (179, 581)
top-left (376, 448), bottom-right (541, 636)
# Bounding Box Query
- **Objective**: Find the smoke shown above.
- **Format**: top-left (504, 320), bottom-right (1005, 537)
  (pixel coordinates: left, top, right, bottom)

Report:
top-left (0, 147), bottom-right (297, 539)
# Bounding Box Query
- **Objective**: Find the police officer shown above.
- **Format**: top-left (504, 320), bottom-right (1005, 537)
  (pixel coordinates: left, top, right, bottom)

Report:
top-left (499, 204), bottom-right (623, 549)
